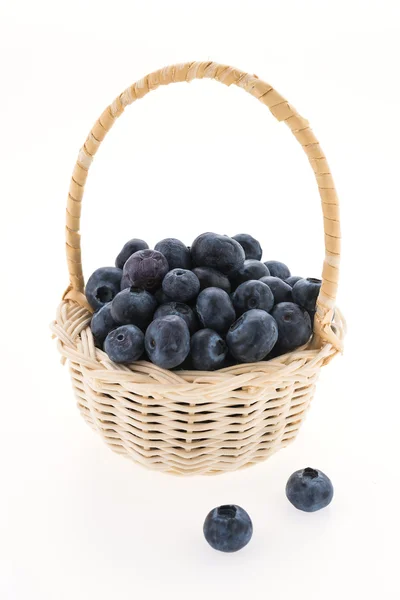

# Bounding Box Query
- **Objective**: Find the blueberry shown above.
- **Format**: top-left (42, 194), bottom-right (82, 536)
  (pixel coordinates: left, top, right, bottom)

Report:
top-left (264, 260), bottom-right (291, 280)
top-left (203, 505), bottom-right (253, 553)
top-left (232, 280), bottom-right (274, 315)
top-left (232, 233), bottom-right (262, 260)
top-left (271, 302), bottom-right (312, 352)
top-left (123, 249), bottom-right (169, 292)
top-left (192, 267), bottom-right (231, 294)
top-left (259, 276), bottom-right (293, 304)
top-left (196, 288), bottom-right (236, 334)
top-left (104, 324), bottom-right (144, 363)
top-left (115, 238), bottom-right (149, 270)
top-left (85, 267), bottom-right (123, 311)
top-left (191, 233), bottom-right (245, 276)
top-left (90, 304), bottom-right (119, 348)
top-left (286, 275), bottom-right (303, 287)
top-left (286, 467), bottom-right (334, 512)
top-left (111, 287), bottom-right (157, 330)
top-left (145, 316), bottom-right (190, 369)
top-left (154, 238), bottom-right (191, 270)
top-left (232, 260), bottom-right (270, 287)
top-left (226, 309), bottom-right (278, 362)
top-left (162, 268), bottom-right (200, 303)
top-left (191, 329), bottom-right (228, 370)
top-left (153, 302), bottom-right (198, 334)
top-left (292, 277), bottom-right (322, 312)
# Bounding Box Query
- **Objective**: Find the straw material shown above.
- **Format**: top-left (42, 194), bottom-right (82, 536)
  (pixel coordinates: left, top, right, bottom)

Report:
top-left (53, 61), bottom-right (345, 475)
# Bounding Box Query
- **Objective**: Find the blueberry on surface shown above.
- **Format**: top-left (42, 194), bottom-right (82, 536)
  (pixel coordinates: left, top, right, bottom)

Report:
top-left (90, 303), bottom-right (119, 348)
top-left (232, 234), bottom-right (262, 261)
top-left (196, 287), bottom-right (236, 334)
top-left (232, 280), bottom-right (274, 315)
top-left (154, 302), bottom-right (198, 335)
top-left (191, 329), bottom-right (228, 371)
top-left (292, 277), bottom-right (322, 312)
top-left (115, 238), bottom-right (149, 270)
top-left (264, 260), bottom-right (291, 280)
top-left (154, 238), bottom-right (191, 270)
top-left (191, 233), bottom-right (245, 276)
top-left (286, 275), bottom-right (303, 288)
top-left (162, 269), bottom-right (200, 303)
top-left (286, 467), bottom-right (334, 512)
top-left (111, 287), bottom-right (157, 330)
top-left (259, 276), bottom-right (293, 304)
top-left (104, 324), bottom-right (144, 363)
top-left (271, 302), bottom-right (312, 352)
top-left (145, 316), bottom-right (190, 369)
top-left (123, 249), bottom-right (169, 292)
top-left (85, 267), bottom-right (123, 312)
top-left (226, 309), bottom-right (278, 362)
top-left (203, 505), bottom-right (253, 553)
top-left (192, 267), bottom-right (231, 294)
top-left (232, 259), bottom-right (270, 287)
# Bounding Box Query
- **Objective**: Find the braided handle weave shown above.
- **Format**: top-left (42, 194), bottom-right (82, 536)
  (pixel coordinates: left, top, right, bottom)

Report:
top-left (63, 61), bottom-right (341, 350)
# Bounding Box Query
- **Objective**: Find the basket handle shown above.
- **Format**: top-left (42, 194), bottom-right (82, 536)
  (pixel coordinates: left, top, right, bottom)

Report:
top-left (63, 61), bottom-right (341, 350)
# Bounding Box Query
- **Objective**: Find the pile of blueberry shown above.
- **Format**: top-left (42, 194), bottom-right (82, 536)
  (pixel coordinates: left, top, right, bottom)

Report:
top-left (86, 233), bottom-right (322, 369)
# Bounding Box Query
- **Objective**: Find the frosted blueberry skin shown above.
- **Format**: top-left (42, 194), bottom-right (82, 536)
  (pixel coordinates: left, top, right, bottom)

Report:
top-left (104, 324), bottom-right (144, 363)
top-left (115, 239), bottom-right (149, 270)
top-left (203, 505), bottom-right (253, 553)
top-left (154, 302), bottom-right (198, 335)
top-left (190, 329), bottom-right (228, 371)
top-left (191, 233), bottom-right (245, 276)
top-left (286, 467), bottom-right (334, 512)
top-left (232, 259), bottom-right (270, 288)
top-left (259, 276), bottom-right (293, 304)
top-left (264, 260), bottom-right (291, 280)
top-left (292, 277), bottom-right (322, 312)
top-left (123, 249), bottom-right (169, 293)
top-left (232, 233), bottom-right (262, 260)
top-left (90, 303), bottom-right (119, 348)
top-left (196, 287), bottom-right (236, 335)
top-left (145, 315), bottom-right (190, 369)
top-left (286, 275), bottom-right (303, 288)
top-left (226, 309), bottom-right (278, 363)
top-left (162, 269), bottom-right (200, 303)
top-left (154, 238), bottom-right (191, 270)
top-left (232, 280), bottom-right (274, 316)
top-left (85, 267), bottom-right (123, 312)
top-left (110, 287), bottom-right (157, 330)
top-left (271, 302), bottom-right (312, 353)
top-left (192, 267), bottom-right (231, 294)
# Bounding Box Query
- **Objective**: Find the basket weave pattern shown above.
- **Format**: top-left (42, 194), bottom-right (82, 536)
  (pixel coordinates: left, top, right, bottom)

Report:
top-left (52, 61), bottom-right (344, 475)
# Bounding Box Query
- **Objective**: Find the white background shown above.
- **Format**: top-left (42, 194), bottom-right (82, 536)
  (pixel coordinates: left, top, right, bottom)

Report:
top-left (1, 1), bottom-right (400, 598)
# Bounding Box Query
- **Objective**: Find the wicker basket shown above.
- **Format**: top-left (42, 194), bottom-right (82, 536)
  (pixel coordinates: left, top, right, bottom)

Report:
top-left (52, 61), bottom-right (345, 476)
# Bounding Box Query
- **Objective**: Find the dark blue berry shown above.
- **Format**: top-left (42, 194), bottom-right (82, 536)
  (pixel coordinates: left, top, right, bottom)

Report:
top-left (196, 288), bottom-right (236, 334)
top-left (154, 238), bottom-right (191, 270)
top-left (115, 239), bottom-right (149, 269)
top-left (153, 302), bottom-right (198, 334)
top-left (123, 249), bottom-right (169, 292)
top-left (292, 277), bottom-right (322, 312)
top-left (232, 280), bottom-right (274, 315)
top-left (259, 276), bottom-right (293, 304)
top-left (162, 269), bottom-right (200, 303)
top-left (232, 259), bottom-right (269, 287)
top-left (203, 505), bottom-right (253, 553)
top-left (90, 303), bottom-right (119, 348)
top-left (191, 329), bottom-right (228, 370)
top-left (286, 467), bottom-right (334, 512)
top-left (264, 260), bottom-right (291, 279)
top-left (85, 267), bottom-right (122, 311)
top-left (192, 267), bottom-right (231, 294)
top-left (286, 275), bottom-right (303, 287)
top-left (145, 316), bottom-right (190, 369)
top-left (111, 287), bottom-right (157, 330)
top-left (232, 234), bottom-right (262, 260)
top-left (226, 309), bottom-right (278, 362)
top-left (104, 325), bottom-right (144, 363)
top-left (191, 233), bottom-right (245, 276)
top-left (271, 302), bottom-right (312, 352)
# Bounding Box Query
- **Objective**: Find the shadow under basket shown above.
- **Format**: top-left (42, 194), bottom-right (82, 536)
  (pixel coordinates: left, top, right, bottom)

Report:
top-left (52, 61), bottom-right (345, 476)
